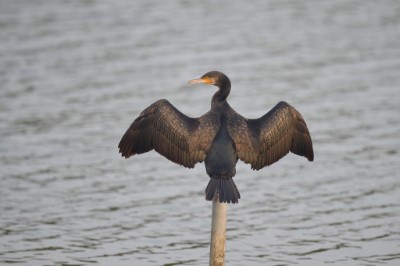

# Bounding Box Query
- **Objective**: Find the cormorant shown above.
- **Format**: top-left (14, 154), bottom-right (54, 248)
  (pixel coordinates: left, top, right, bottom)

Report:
top-left (118, 71), bottom-right (313, 203)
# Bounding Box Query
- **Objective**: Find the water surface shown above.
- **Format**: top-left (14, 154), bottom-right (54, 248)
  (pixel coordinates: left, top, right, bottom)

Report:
top-left (1, 0), bottom-right (399, 265)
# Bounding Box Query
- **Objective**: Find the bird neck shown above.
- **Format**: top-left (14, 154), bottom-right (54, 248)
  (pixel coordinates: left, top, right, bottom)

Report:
top-left (212, 79), bottom-right (231, 105)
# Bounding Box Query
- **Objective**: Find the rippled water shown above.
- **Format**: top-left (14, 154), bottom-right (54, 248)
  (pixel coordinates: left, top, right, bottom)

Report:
top-left (1, 0), bottom-right (400, 265)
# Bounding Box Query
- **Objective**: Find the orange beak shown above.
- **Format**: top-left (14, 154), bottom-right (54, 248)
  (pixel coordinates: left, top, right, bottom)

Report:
top-left (188, 76), bottom-right (213, 85)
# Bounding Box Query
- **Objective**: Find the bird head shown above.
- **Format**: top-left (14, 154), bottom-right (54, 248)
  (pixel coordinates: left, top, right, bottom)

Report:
top-left (188, 71), bottom-right (229, 88)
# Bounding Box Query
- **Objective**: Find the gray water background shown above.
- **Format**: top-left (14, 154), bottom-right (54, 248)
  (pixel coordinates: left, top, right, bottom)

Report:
top-left (1, 0), bottom-right (400, 265)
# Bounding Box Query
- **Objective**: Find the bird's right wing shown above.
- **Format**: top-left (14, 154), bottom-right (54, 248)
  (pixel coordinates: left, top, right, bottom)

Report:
top-left (227, 101), bottom-right (313, 170)
top-left (118, 99), bottom-right (219, 168)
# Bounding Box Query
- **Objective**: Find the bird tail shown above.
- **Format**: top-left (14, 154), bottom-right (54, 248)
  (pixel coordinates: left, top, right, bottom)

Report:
top-left (205, 177), bottom-right (241, 204)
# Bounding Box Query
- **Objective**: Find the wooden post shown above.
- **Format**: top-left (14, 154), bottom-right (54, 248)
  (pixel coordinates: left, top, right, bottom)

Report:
top-left (209, 194), bottom-right (227, 266)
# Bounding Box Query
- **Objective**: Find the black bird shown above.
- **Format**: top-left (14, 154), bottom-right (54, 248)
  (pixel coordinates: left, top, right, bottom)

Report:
top-left (118, 71), bottom-right (313, 203)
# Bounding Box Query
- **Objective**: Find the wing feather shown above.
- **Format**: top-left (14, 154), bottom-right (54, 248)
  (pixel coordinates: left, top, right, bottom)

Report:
top-left (118, 99), bottom-right (219, 168)
top-left (227, 101), bottom-right (313, 170)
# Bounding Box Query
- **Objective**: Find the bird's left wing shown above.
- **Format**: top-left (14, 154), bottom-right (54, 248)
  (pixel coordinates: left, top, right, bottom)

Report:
top-left (118, 99), bottom-right (219, 168)
top-left (227, 101), bottom-right (313, 170)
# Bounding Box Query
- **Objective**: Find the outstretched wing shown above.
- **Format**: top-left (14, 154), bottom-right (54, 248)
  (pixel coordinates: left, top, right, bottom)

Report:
top-left (227, 101), bottom-right (313, 170)
top-left (118, 99), bottom-right (219, 168)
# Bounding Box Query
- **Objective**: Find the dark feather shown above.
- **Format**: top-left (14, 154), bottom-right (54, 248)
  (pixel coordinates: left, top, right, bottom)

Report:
top-left (227, 101), bottom-right (313, 170)
top-left (205, 178), bottom-right (240, 203)
top-left (118, 99), bottom-right (219, 168)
